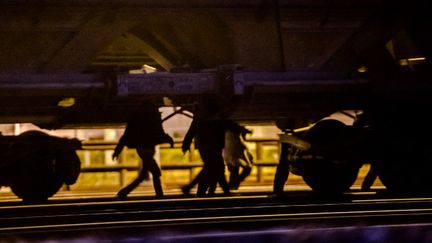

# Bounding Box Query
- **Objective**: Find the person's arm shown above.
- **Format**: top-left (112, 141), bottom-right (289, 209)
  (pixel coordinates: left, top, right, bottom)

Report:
top-left (164, 133), bottom-right (175, 148)
top-left (113, 125), bottom-right (130, 160)
top-left (112, 135), bottom-right (126, 161)
top-left (182, 118), bottom-right (197, 153)
top-left (240, 126), bottom-right (252, 140)
top-left (226, 121), bottom-right (252, 140)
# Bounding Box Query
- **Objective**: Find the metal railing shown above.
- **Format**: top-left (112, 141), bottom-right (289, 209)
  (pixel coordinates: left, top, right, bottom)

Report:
top-left (78, 139), bottom-right (280, 187)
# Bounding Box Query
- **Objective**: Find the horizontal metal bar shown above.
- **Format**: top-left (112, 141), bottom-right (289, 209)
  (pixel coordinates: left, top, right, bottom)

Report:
top-left (0, 74), bottom-right (104, 89)
top-left (233, 72), bottom-right (366, 94)
top-left (117, 72), bottom-right (219, 96)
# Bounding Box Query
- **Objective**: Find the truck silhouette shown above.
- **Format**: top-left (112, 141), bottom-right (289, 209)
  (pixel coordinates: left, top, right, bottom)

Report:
top-left (0, 130), bottom-right (81, 202)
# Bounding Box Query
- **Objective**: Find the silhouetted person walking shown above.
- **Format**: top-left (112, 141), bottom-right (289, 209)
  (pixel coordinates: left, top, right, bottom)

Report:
top-left (223, 124), bottom-right (253, 190)
top-left (181, 101), bottom-right (238, 197)
top-left (113, 103), bottom-right (173, 199)
top-left (182, 116), bottom-right (231, 196)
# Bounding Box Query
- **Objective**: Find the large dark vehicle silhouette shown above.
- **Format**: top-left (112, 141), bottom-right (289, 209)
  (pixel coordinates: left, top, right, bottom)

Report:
top-left (280, 106), bottom-right (432, 195)
top-left (280, 118), bottom-right (366, 194)
top-left (0, 130), bottom-right (81, 202)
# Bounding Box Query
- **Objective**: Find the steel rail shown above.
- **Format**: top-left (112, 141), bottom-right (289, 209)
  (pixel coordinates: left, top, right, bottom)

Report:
top-left (1, 195), bottom-right (432, 235)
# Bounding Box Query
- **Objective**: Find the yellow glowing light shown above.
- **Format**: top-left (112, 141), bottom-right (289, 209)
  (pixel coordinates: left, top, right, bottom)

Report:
top-left (399, 57), bottom-right (426, 66)
top-left (143, 64), bottom-right (157, 73)
top-left (408, 57), bottom-right (426, 61)
top-left (357, 66), bottom-right (367, 73)
top-left (58, 97), bottom-right (75, 107)
top-left (163, 97), bottom-right (173, 106)
top-left (129, 64), bottom-right (157, 74)
top-left (399, 59), bottom-right (408, 66)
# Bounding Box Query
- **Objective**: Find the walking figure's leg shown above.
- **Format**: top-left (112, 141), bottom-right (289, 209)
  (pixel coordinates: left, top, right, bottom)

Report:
top-left (137, 147), bottom-right (164, 198)
top-left (361, 164), bottom-right (377, 191)
top-left (273, 143), bottom-right (290, 196)
top-left (228, 164), bottom-right (240, 189)
top-left (117, 165), bottom-right (148, 199)
top-left (181, 169), bottom-right (204, 195)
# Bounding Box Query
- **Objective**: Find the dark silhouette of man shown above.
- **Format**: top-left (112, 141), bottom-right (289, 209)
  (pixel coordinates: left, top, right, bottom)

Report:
top-left (181, 101), bottom-right (237, 197)
top-left (113, 103), bottom-right (173, 199)
top-left (181, 116), bottom-right (231, 196)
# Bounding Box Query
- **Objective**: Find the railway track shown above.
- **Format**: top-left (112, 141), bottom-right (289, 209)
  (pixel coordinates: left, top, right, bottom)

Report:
top-left (1, 191), bottom-right (432, 242)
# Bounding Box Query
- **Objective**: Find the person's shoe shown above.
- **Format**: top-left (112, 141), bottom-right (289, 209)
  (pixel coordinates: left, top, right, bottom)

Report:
top-left (361, 185), bottom-right (372, 191)
top-left (196, 193), bottom-right (207, 198)
top-left (270, 190), bottom-right (286, 199)
top-left (229, 185), bottom-right (239, 190)
top-left (181, 186), bottom-right (191, 195)
top-left (117, 191), bottom-right (128, 200)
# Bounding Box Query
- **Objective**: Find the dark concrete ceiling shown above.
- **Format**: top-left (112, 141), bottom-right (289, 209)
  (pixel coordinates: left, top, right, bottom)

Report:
top-left (0, 0), bottom-right (430, 127)
top-left (1, 0), bottom-right (405, 73)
